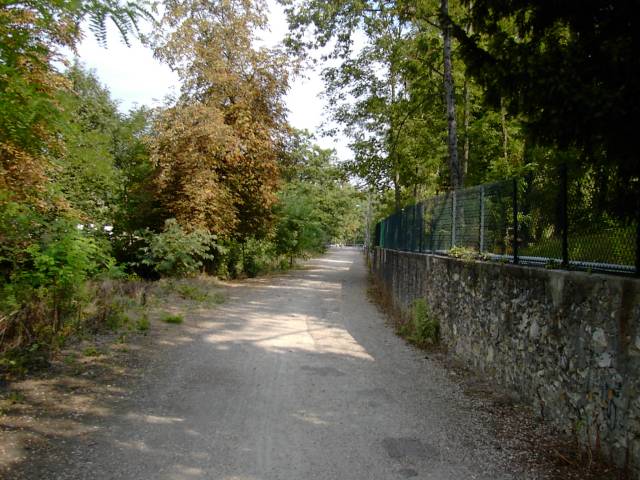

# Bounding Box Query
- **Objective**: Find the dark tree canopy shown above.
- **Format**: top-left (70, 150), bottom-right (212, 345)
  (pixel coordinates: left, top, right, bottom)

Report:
top-left (454, 0), bottom-right (640, 215)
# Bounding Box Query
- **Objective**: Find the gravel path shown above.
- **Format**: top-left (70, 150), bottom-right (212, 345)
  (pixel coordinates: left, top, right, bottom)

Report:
top-left (5, 247), bottom-right (531, 479)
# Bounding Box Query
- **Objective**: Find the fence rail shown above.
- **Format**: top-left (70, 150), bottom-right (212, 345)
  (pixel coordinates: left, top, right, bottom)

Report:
top-left (374, 167), bottom-right (639, 275)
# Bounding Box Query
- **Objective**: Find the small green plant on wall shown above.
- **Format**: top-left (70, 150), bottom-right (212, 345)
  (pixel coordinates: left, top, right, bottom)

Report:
top-left (399, 298), bottom-right (439, 347)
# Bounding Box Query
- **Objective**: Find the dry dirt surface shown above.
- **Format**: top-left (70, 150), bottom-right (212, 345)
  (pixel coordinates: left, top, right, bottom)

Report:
top-left (0, 248), bottom-right (616, 479)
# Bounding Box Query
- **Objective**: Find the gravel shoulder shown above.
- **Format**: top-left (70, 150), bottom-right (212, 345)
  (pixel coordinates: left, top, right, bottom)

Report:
top-left (0, 248), bottom-right (609, 479)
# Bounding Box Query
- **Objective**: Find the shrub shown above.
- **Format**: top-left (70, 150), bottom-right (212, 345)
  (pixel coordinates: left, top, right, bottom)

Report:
top-left (0, 200), bottom-right (116, 360)
top-left (138, 219), bottom-right (216, 277)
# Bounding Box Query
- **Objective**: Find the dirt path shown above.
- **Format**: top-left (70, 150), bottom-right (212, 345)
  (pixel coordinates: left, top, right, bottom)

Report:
top-left (2, 248), bottom-right (535, 479)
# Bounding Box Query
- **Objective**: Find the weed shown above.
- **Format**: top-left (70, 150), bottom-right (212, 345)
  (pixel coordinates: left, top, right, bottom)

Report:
top-left (399, 299), bottom-right (439, 347)
top-left (106, 310), bottom-right (131, 331)
top-left (448, 246), bottom-right (488, 262)
top-left (161, 313), bottom-right (184, 324)
top-left (136, 314), bottom-right (150, 332)
top-left (210, 292), bottom-right (225, 304)
top-left (175, 283), bottom-right (209, 302)
top-left (82, 346), bottom-right (100, 357)
top-left (0, 343), bottom-right (49, 376)
top-left (6, 391), bottom-right (26, 404)
top-left (63, 353), bottom-right (77, 365)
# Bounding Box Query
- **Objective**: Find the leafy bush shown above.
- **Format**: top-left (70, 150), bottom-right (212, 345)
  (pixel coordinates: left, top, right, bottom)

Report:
top-left (1, 200), bottom-right (115, 344)
top-left (138, 219), bottom-right (216, 277)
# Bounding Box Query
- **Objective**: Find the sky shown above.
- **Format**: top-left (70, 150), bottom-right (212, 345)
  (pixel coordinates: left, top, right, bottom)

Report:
top-left (74, 1), bottom-right (353, 161)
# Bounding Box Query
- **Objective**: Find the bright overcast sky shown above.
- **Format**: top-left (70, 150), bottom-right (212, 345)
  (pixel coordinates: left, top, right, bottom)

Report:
top-left (74, 1), bottom-right (352, 161)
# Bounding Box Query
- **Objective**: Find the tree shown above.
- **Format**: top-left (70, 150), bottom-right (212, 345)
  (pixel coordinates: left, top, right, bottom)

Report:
top-left (283, 0), bottom-right (468, 202)
top-left (438, 0), bottom-right (461, 188)
top-left (54, 63), bottom-right (122, 224)
top-left (151, 0), bottom-right (290, 238)
top-left (0, 0), bottom-right (149, 203)
top-left (277, 130), bottom-right (364, 248)
top-left (453, 0), bottom-right (640, 217)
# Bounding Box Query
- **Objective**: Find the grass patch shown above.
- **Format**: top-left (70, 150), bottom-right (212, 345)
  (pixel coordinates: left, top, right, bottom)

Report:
top-left (161, 313), bottom-right (184, 324)
top-left (63, 353), bottom-right (77, 365)
top-left (174, 283), bottom-right (209, 302)
top-left (82, 346), bottom-right (101, 357)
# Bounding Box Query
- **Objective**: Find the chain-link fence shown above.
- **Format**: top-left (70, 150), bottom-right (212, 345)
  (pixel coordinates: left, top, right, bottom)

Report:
top-left (374, 167), bottom-right (639, 275)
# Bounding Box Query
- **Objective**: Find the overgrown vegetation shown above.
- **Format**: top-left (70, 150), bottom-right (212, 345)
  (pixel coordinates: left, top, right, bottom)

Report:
top-left (0, 0), bottom-right (364, 370)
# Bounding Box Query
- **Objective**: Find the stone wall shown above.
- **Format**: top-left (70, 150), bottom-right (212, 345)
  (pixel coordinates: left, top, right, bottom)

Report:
top-left (370, 247), bottom-right (640, 476)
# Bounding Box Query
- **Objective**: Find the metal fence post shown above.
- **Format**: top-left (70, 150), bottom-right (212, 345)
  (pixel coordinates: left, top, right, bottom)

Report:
top-left (418, 203), bottom-right (424, 252)
top-left (480, 186), bottom-right (485, 253)
top-left (429, 212), bottom-right (434, 252)
top-left (411, 204), bottom-right (417, 252)
top-left (451, 190), bottom-right (457, 248)
top-left (512, 178), bottom-right (519, 264)
top-left (560, 163), bottom-right (569, 267)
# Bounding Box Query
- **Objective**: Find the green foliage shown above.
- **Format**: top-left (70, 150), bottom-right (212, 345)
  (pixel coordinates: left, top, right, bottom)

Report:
top-left (82, 346), bottom-right (100, 357)
top-left (0, 0), bottom-right (151, 201)
top-left (276, 130), bottom-right (365, 259)
top-left (0, 343), bottom-right (50, 376)
top-left (138, 219), bottom-right (215, 278)
top-left (105, 309), bottom-right (131, 331)
top-left (161, 313), bottom-right (183, 324)
top-left (173, 283), bottom-right (209, 302)
top-left (135, 314), bottom-right (150, 332)
top-left (5, 391), bottom-right (26, 405)
top-left (0, 200), bottom-right (114, 325)
top-left (448, 246), bottom-right (488, 262)
top-left (521, 228), bottom-right (635, 266)
top-left (240, 237), bottom-right (278, 278)
top-left (399, 299), bottom-right (439, 347)
top-left (54, 63), bottom-right (122, 224)
top-left (456, 1), bottom-right (640, 218)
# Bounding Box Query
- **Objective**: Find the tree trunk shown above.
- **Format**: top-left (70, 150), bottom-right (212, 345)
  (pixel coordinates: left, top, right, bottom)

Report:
top-left (500, 97), bottom-right (509, 161)
top-left (394, 171), bottom-right (401, 212)
top-left (441, 0), bottom-right (462, 189)
top-left (390, 64), bottom-right (402, 212)
top-left (463, 75), bottom-right (470, 177)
